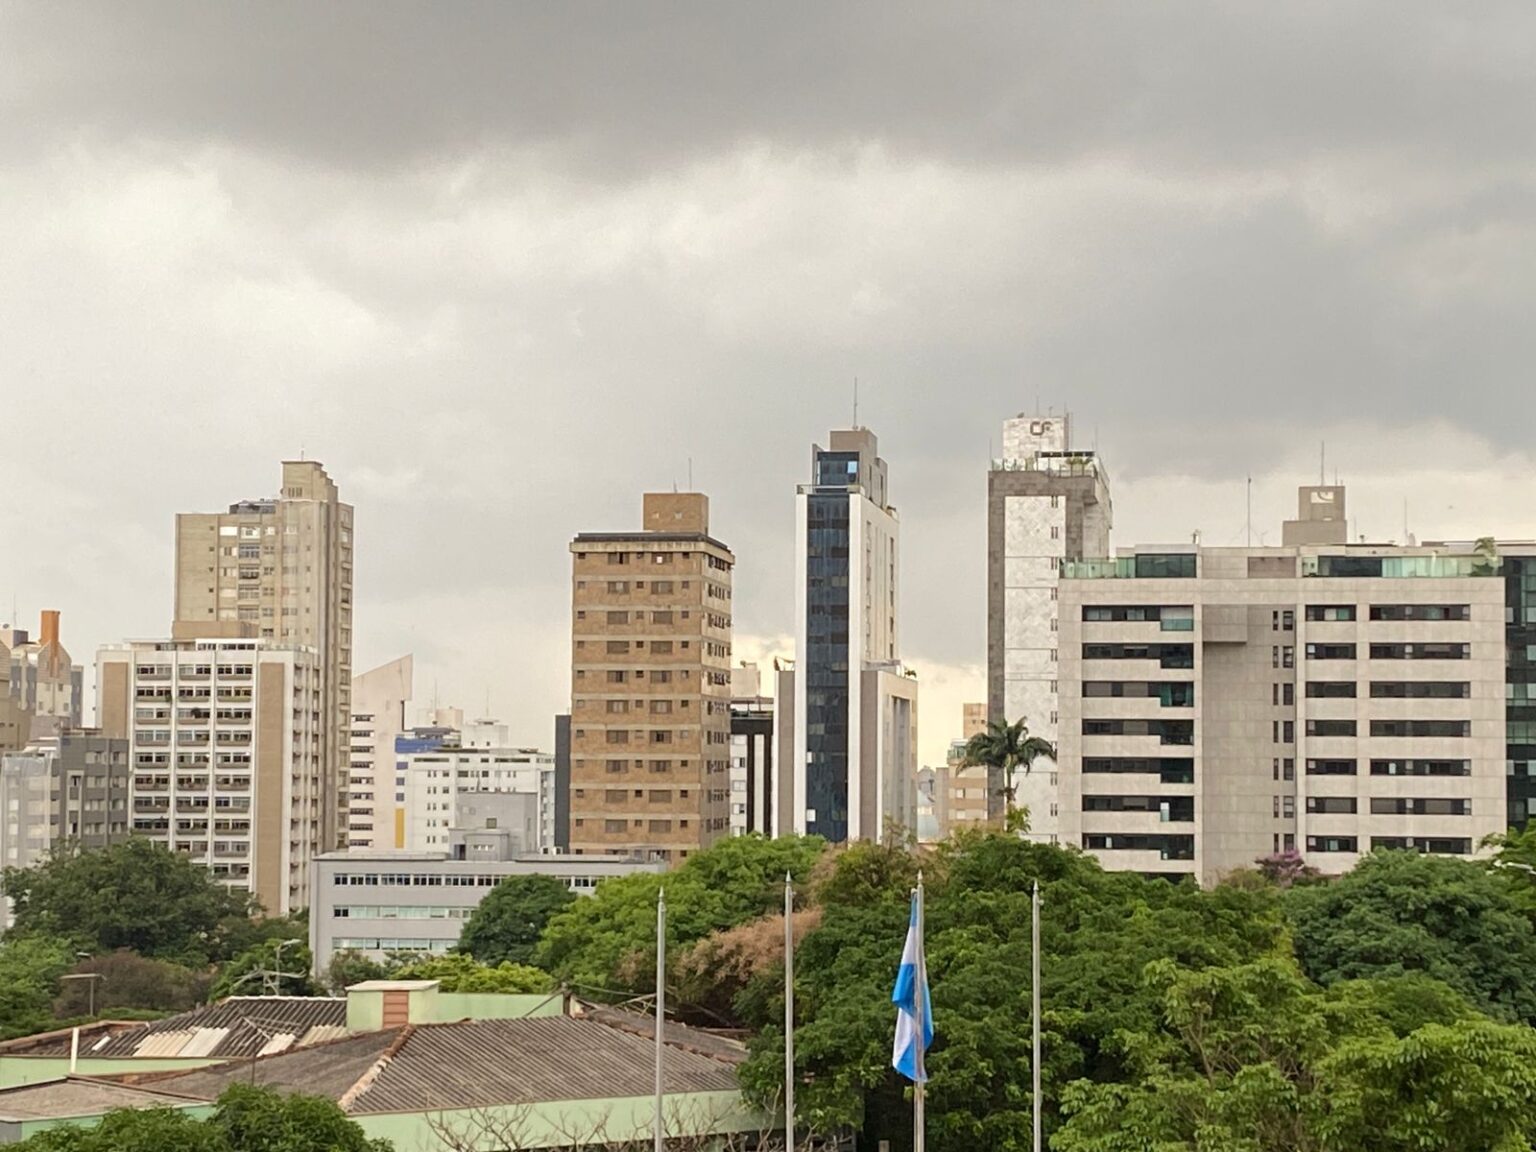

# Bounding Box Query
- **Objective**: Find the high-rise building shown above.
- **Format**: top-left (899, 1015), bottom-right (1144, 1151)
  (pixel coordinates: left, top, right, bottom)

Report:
top-left (349, 656), bottom-right (414, 849)
top-left (988, 412), bottom-right (1112, 839)
top-left (937, 702), bottom-right (990, 836)
top-left (568, 492), bottom-right (734, 864)
top-left (97, 635), bottom-right (323, 914)
top-left (3, 612), bottom-right (85, 739)
top-left (0, 642), bottom-right (27, 755)
top-left (553, 713), bottom-right (571, 852)
top-left (780, 428), bottom-right (917, 843)
top-left (173, 460), bottom-right (353, 854)
top-left (1055, 483), bottom-right (1536, 885)
top-left (0, 730), bottom-right (132, 908)
top-left (729, 662), bottom-right (774, 836)
top-left (399, 720), bottom-right (555, 853)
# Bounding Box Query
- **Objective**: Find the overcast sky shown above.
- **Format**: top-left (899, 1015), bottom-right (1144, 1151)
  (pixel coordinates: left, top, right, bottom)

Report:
top-left (6, 2), bottom-right (1536, 764)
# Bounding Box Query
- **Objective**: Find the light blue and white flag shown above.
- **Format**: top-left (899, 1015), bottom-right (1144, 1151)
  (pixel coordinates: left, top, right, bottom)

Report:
top-left (891, 892), bottom-right (934, 1082)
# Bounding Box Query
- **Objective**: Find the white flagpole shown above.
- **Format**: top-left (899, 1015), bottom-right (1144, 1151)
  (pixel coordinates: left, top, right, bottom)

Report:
top-left (1032, 879), bottom-right (1042, 1152)
top-left (655, 886), bottom-right (666, 1152)
top-left (914, 871), bottom-right (926, 1152)
top-left (784, 872), bottom-right (795, 1152)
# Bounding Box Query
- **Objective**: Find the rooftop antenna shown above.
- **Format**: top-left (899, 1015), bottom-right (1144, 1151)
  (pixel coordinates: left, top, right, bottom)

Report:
top-left (688, 458), bottom-right (693, 491)
top-left (1320, 442), bottom-right (1326, 486)
top-left (1246, 476), bottom-right (1252, 547)
top-left (853, 377), bottom-right (859, 428)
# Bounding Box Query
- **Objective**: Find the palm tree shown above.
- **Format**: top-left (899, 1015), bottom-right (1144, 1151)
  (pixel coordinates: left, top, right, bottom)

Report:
top-left (961, 717), bottom-right (1055, 831)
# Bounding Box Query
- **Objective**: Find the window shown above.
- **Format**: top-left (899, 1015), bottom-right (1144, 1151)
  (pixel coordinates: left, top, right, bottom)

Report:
top-left (604, 819), bottom-right (627, 833)
top-left (1305, 605), bottom-right (1357, 622)
top-left (1306, 759), bottom-right (1357, 776)
top-left (1370, 837), bottom-right (1472, 854)
top-left (605, 700), bottom-right (628, 714)
top-left (1370, 681), bottom-right (1469, 699)
top-left (1369, 643), bottom-right (1470, 660)
top-left (606, 671), bottom-right (629, 684)
top-left (651, 641), bottom-right (673, 655)
top-left (607, 581), bottom-right (630, 594)
top-left (1370, 759), bottom-right (1470, 777)
top-left (607, 611), bottom-right (629, 624)
top-left (1306, 719), bottom-right (1356, 737)
top-left (1306, 643), bottom-right (1357, 660)
top-left (1368, 720), bottom-right (1469, 738)
top-left (1369, 604), bottom-right (1470, 622)
top-left (1306, 797), bottom-right (1356, 814)
top-left (1305, 681), bottom-right (1356, 698)
top-left (1306, 836), bottom-right (1358, 853)
top-left (606, 641), bottom-right (629, 654)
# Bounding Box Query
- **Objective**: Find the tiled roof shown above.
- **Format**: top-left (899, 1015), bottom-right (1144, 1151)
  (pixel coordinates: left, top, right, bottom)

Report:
top-left (0, 1077), bottom-right (207, 1122)
top-left (148, 1014), bottom-right (744, 1114)
top-left (0, 998), bottom-right (348, 1061)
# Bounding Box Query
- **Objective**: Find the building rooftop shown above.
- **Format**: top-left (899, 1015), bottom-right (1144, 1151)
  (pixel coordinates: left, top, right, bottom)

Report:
top-left (0, 1077), bottom-right (207, 1122)
top-left (0, 997), bottom-right (348, 1061)
top-left (146, 1010), bottom-right (745, 1114)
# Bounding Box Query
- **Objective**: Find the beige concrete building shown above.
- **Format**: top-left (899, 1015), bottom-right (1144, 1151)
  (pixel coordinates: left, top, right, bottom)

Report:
top-left (988, 413), bottom-right (1112, 839)
top-left (173, 461), bottom-right (353, 854)
top-left (98, 635), bottom-right (323, 914)
top-left (349, 655), bottom-right (413, 850)
top-left (568, 493), bottom-right (734, 864)
top-left (2, 612), bottom-right (85, 740)
top-left (1058, 485), bottom-right (1515, 884)
top-left (937, 702), bottom-right (990, 836)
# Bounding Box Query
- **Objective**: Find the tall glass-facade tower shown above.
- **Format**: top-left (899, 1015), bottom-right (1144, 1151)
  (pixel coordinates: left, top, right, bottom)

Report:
top-left (780, 428), bottom-right (912, 843)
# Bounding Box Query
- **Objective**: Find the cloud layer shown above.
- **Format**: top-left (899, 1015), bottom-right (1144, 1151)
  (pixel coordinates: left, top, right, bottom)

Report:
top-left (4, 3), bottom-right (1536, 761)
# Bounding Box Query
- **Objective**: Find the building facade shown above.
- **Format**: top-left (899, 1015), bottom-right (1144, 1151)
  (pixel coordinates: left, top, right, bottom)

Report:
top-left (2, 612), bottom-right (85, 739)
top-left (1057, 485), bottom-right (1524, 884)
top-left (399, 721), bottom-right (554, 853)
top-left (782, 428), bottom-right (915, 843)
top-left (0, 643), bottom-right (26, 755)
top-left (568, 493), bottom-right (734, 864)
top-left (936, 702), bottom-right (990, 837)
top-left (0, 730), bottom-right (132, 921)
top-left (309, 850), bottom-right (664, 972)
top-left (97, 636), bottom-right (323, 914)
top-left (349, 656), bottom-right (414, 850)
top-left (173, 460), bottom-right (354, 856)
top-left (987, 413), bottom-right (1112, 839)
top-left (728, 663), bottom-right (774, 836)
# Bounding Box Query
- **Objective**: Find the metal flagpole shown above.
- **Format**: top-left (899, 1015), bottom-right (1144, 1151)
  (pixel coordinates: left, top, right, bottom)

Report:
top-left (784, 872), bottom-right (795, 1152)
top-left (655, 887), bottom-right (666, 1152)
top-left (1032, 879), bottom-right (1042, 1152)
top-left (914, 872), bottom-right (926, 1152)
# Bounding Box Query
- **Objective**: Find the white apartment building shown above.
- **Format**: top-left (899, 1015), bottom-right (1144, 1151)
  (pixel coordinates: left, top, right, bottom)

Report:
top-left (348, 656), bottom-right (413, 850)
top-left (779, 427), bottom-right (916, 843)
top-left (729, 663), bottom-right (773, 837)
top-left (173, 461), bottom-right (354, 855)
top-left (401, 721), bottom-right (556, 852)
top-left (1057, 484), bottom-right (1523, 884)
top-left (97, 637), bottom-right (323, 914)
top-left (988, 412), bottom-right (1112, 839)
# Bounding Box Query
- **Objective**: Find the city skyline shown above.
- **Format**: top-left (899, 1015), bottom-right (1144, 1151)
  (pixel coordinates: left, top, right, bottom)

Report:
top-left (11, 4), bottom-right (1536, 769)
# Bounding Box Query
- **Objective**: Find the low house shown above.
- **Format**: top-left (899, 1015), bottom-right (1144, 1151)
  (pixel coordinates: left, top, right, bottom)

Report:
top-left (0, 982), bottom-right (775, 1150)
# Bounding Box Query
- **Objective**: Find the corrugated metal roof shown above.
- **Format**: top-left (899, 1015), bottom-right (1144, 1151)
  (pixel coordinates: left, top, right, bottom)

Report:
top-left (0, 998), bottom-right (348, 1061)
top-left (147, 1014), bottom-right (745, 1115)
top-left (0, 1077), bottom-right (207, 1121)
top-left (349, 1017), bottom-right (742, 1113)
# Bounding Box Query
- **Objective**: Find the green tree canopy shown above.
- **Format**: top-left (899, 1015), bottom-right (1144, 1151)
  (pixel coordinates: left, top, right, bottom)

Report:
top-left (1284, 849), bottom-right (1536, 1023)
top-left (0, 936), bottom-right (74, 1040)
top-left (54, 950), bottom-right (211, 1018)
top-left (10, 1085), bottom-right (391, 1152)
top-left (535, 833), bottom-right (825, 998)
top-left (391, 953), bottom-right (553, 993)
top-left (2, 840), bottom-right (256, 964)
top-left (457, 874), bottom-right (577, 967)
top-left (209, 938), bottom-right (317, 1000)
